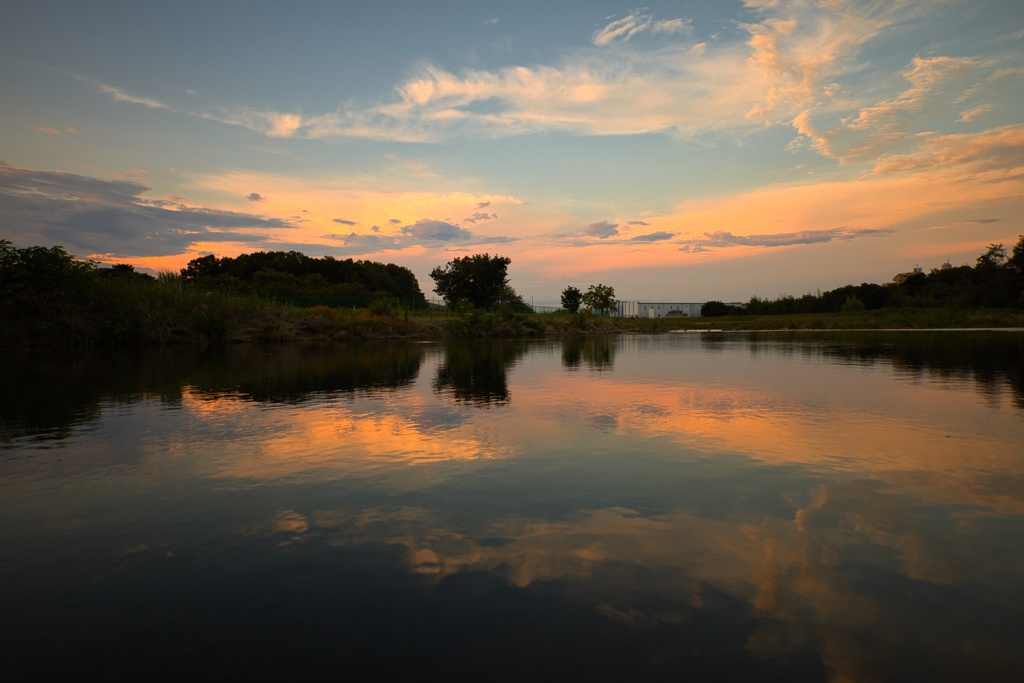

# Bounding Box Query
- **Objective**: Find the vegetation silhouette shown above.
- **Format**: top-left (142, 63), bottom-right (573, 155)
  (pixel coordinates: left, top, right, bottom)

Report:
top-left (561, 286), bottom-right (583, 313)
top-left (429, 253), bottom-right (531, 312)
top-left (562, 335), bottom-right (617, 371)
top-left (1, 240), bottom-right (441, 345)
top-left (0, 343), bottom-right (428, 446)
top-left (3, 237), bottom-right (1024, 347)
top-left (738, 331), bottom-right (1024, 409)
top-left (433, 339), bottom-right (529, 405)
top-left (700, 300), bottom-right (735, 317)
top-left (741, 236), bottom-right (1024, 315)
top-left (581, 283), bottom-right (616, 314)
top-left (181, 250), bottom-right (426, 306)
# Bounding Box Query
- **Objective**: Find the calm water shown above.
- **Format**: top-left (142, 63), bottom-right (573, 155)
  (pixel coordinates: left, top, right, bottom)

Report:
top-left (2, 332), bottom-right (1023, 681)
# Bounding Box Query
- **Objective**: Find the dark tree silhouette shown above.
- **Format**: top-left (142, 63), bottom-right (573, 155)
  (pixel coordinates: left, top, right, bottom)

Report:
top-left (429, 253), bottom-right (512, 309)
top-left (582, 283), bottom-right (615, 313)
top-left (561, 286), bottom-right (583, 313)
top-left (180, 250), bottom-right (425, 303)
top-left (700, 300), bottom-right (733, 317)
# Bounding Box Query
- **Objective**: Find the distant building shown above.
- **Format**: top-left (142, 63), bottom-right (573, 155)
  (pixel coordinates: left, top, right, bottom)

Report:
top-left (617, 301), bottom-right (742, 318)
top-left (888, 266), bottom-right (924, 286)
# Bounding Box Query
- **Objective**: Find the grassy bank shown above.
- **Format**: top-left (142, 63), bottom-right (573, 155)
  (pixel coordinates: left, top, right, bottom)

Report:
top-left (643, 307), bottom-right (1024, 331)
top-left (4, 274), bottom-right (1023, 347)
top-left (0, 274), bottom-right (631, 345)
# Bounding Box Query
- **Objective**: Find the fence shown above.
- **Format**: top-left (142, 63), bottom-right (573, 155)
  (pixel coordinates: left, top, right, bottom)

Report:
top-left (278, 296), bottom-right (433, 310)
top-left (279, 296), bottom-right (569, 315)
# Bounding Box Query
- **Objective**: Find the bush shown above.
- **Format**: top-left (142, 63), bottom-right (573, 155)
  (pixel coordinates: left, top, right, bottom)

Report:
top-left (367, 299), bottom-right (398, 318)
top-left (700, 300), bottom-right (733, 317)
top-left (841, 296), bottom-right (866, 313)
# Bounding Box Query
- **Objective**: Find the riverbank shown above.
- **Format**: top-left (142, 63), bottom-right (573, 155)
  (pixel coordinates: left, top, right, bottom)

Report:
top-left (642, 307), bottom-right (1024, 332)
top-left (3, 274), bottom-right (1024, 346)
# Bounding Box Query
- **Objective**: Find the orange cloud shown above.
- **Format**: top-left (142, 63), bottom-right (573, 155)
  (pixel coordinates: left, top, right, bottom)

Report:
top-left (175, 389), bottom-right (513, 485)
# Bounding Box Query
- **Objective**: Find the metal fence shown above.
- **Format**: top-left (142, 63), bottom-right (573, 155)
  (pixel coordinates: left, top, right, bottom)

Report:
top-left (278, 296), bottom-right (569, 315)
top-left (278, 296), bottom-right (434, 310)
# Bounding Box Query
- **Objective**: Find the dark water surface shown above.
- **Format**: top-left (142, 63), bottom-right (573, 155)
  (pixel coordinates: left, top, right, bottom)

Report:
top-left (2, 332), bottom-right (1023, 681)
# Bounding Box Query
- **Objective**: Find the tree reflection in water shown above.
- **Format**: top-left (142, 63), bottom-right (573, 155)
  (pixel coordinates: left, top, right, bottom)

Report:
top-left (2, 333), bottom-right (1023, 680)
top-left (433, 339), bottom-right (528, 406)
top-left (561, 335), bottom-right (616, 371)
top-left (0, 342), bottom-right (426, 446)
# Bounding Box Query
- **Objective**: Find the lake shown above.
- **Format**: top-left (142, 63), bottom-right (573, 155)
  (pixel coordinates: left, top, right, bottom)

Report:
top-left (2, 332), bottom-right (1023, 681)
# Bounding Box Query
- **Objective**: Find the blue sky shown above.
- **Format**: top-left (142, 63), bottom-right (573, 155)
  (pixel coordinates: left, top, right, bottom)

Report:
top-left (2, 0), bottom-right (1023, 304)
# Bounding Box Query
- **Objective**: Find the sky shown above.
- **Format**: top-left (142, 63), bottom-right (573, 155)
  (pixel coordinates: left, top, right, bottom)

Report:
top-left (1, 0), bottom-right (1022, 305)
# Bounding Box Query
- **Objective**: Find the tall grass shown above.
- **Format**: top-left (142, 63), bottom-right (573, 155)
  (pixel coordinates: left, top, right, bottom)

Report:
top-left (648, 308), bottom-right (1024, 331)
top-left (5, 276), bottom-right (1022, 347)
top-left (2, 275), bottom-right (316, 345)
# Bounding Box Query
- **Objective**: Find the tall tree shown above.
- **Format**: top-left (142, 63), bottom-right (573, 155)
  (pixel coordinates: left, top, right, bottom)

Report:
top-left (560, 286), bottom-right (583, 313)
top-left (429, 253), bottom-right (512, 308)
top-left (976, 243), bottom-right (1007, 271)
top-left (581, 284), bottom-right (616, 313)
top-left (1008, 235), bottom-right (1024, 274)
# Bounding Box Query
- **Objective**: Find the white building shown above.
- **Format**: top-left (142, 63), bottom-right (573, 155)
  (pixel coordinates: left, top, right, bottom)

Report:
top-left (617, 301), bottom-right (704, 318)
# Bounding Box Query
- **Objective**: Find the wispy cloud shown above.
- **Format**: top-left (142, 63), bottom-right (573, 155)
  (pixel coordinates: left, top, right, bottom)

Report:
top-left (70, 0), bottom-right (1022, 167)
top-left (652, 18), bottom-right (691, 36)
top-left (34, 125), bottom-right (78, 135)
top-left (583, 220), bottom-right (619, 239)
top-left (321, 218), bottom-right (516, 257)
top-left (463, 212), bottom-right (497, 224)
top-left (629, 231), bottom-right (675, 242)
top-left (73, 31), bottom-right (742, 143)
top-left (741, 0), bottom-right (936, 126)
top-left (958, 104), bottom-right (994, 123)
top-left (333, 218), bottom-right (357, 226)
top-left (800, 56), bottom-right (995, 162)
top-left (736, 0), bottom-right (1024, 180)
top-left (871, 125), bottom-right (1024, 177)
top-left (400, 219), bottom-right (472, 242)
top-left (592, 10), bottom-right (691, 46)
top-left (330, 232), bottom-right (396, 248)
top-left (94, 81), bottom-right (169, 109)
top-left (681, 227), bottom-right (892, 249)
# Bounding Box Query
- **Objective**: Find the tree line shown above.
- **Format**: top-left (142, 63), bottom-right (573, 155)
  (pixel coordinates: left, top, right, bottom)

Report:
top-left (181, 251), bottom-right (426, 305)
top-left (700, 236), bottom-right (1024, 316)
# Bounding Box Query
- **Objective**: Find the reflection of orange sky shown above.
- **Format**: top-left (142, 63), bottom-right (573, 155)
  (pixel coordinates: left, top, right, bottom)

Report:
top-left (172, 364), bottom-right (1024, 516)
top-left (267, 500), bottom-right (1024, 683)
top-left (88, 359), bottom-right (1022, 681)
top-left (174, 389), bottom-right (513, 484)
top-left (515, 376), bottom-right (1024, 515)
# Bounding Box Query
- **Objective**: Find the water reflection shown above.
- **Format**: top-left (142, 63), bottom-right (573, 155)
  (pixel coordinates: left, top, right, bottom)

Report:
top-left (433, 339), bottom-right (527, 405)
top-left (277, 487), bottom-right (1023, 682)
top-left (2, 333), bottom-right (1023, 680)
top-left (734, 331), bottom-right (1024, 408)
top-left (186, 341), bottom-right (426, 403)
top-left (0, 343), bottom-right (426, 446)
top-left (562, 335), bottom-right (617, 370)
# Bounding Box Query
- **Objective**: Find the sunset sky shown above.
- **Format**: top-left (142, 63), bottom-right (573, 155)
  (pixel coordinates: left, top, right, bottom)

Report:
top-left (2, 0), bottom-right (1022, 304)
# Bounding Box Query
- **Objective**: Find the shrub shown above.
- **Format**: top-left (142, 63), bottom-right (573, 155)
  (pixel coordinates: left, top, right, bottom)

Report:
top-left (841, 296), bottom-right (866, 313)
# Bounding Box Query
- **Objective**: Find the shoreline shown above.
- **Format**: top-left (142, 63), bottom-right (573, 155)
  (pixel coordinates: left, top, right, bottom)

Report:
top-left (671, 327), bottom-right (1024, 333)
top-left (5, 302), bottom-right (1024, 346)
